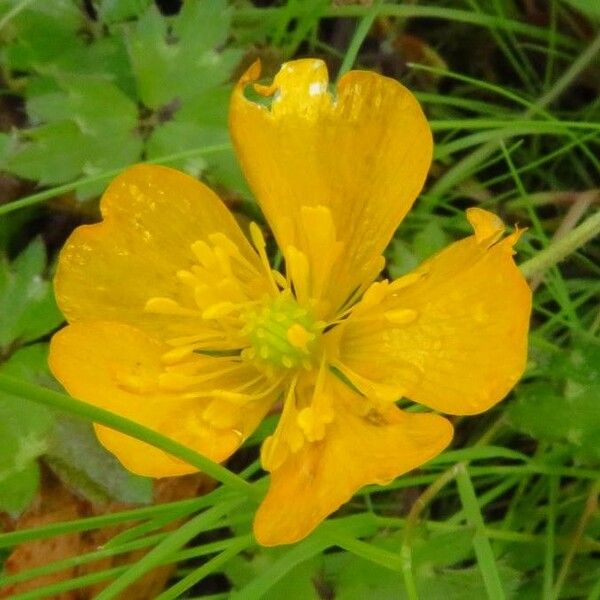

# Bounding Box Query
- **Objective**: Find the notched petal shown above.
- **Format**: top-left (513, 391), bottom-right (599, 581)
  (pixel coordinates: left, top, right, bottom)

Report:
top-left (230, 59), bottom-right (434, 319)
top-left (236, 59), bottom-right (332, 117)
top-left (467, 207), bottom-right (505, 244)
top-left (55, 164), bottom-right (267, 341)
top-left (253, 375), bottom-right (453, 546)
top-left (466, 206), bottom-right (525, 251)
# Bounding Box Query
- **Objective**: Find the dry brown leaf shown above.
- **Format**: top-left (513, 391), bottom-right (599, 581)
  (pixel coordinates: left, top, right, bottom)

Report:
top-left (1, 466), bottom-right (215, 599)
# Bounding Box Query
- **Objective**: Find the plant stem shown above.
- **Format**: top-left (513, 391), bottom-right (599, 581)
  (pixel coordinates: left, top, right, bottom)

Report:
top-left (552, 481), bottom-right (600, 600)
top-left (427, 31), bottom-right (600, 200)
top-left (456, 465), bottom-right (506, 600)
top-left (336, 0), bottom-right (383, 78)
top-left (0, 374), bottom-right (257, 498)
top-left (520, 210), bottom-right (600, 278)
top-left (0, 143), bottom-right (231, 217)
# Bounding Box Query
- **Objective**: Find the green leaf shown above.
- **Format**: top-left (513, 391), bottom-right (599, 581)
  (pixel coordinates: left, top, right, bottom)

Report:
top-left (63, 77), bottom-right (139, 134)
top-left (0, 133), bottom-right (36, 249)
top-left (0, 342), bottom-right (57, 389)
top-left (412, 529), bottom-right (475, 568)
top-left (412, 220), bottom-right (450, 261)
top-left (0, 343), bottom-right (151, 506)
top-left (96, 0), bottom-right (153, 25)
top-left (225, 528), bottom-right (521, 599)
top-left (0, 239), bottom-right (63, 350)
top-left (146, 85), bottom-right (247, 192)
top-left (126, 2), bottom-right (240, 109)
top-left (176, 86), bottom-right (232, 126)
top-left (326, 546), bottom-right (521, 599)
top-left (45, 415), bottom-right (153, 505)
top-left (6, 121), bottom-right (85, 185)
top-left (147, 120), bottom-right (246, 192)
top-left (26, 91), bottom-right (72, 123)
top-left (561, 0), bottom-right (600, 21)
top-left (7, 80), bottom-right (143, 196)
top-left (0, 462), bottom-right (40, 517)
top-left (0, 345), bottom-right (55, 481)
top-left (508, 341), bottom-right (600, 462)
top-left (509, 382), bottom-right (600, 461)
top-left (3, 1), bottom-right (84, 72)
top-left (225, 546), bottom-right (323, 599)
top-left (388, 221), bottom-right (449, 279)
top-left (0, 132), bottom-right (9, 164)
top-left (0, 210), bottom-right (35, 253)
top-left (146, 121), bottom-right (209, 176)
top-left (387, 239), bottom-right (419, 278)
top-left (172, 0), bottom-right (231, 51)
top-left (0, 420), bottom-right (25, 477)
top-left (3, 0), bottom-right (135, 96)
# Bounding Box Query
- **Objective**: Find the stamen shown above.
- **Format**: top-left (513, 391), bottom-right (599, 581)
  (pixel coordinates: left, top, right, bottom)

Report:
top-left (202, 302), bottom-right (239, 320)
top-left (250, 222), bottom-right (279, 294)
top-left (209, 232), bottom-right (259, 276)
top-left (191, 240), bottom-right (215, 268)
top-left (287, 323), bottom-right (314, 351)
top-left (272, 269), bottom-right (288, 289)
top-left (242, 291), bottom-right (321, 372)
top-left (115, 370), bottom-right (157, 394)
top-left (166, 332), bottom-right (231, 346)
top-left (285, 245), bottom-right (310, 305)
top-left (261, 378), bottom-right (302, 471)
top-left (145, 297), bottom-right (201, 317)
top-left (389, 270), bottom-right (426, 292)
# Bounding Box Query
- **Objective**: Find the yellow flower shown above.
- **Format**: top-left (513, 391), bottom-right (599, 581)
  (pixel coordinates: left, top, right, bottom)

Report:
top-left (49, 59), bottom-right (531, 546)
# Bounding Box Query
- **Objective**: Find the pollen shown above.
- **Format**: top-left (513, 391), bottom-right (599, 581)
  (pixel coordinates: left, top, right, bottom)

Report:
top-left (287, 323), bottom-right (312, 350)
top-left (242, 292), bottom-right (321, 371)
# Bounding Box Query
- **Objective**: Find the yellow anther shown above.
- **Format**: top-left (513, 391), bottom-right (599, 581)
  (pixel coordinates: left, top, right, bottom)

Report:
top-left (115, 371), bottom-right (156, 394)
top-left (159, 372), bottom-right (199, 391)
top-left (272, 270), bottom-right (287, 289)
top-left (384, 308), bottom-right (418, 325)
top-left (360, 281), bottom-right (389, 309)
top-left (297, 405), bottom-right (333, 442)
top-left (145, 297), bottom-right (199, 316)
top-left (287, 323), bottom-right (313, 351)
top-left (250, 221), bottom-right (279, 294)
top-left (191, 240), bottom-right (215, 267)
top-left (202, 302), bottom-right (237, 320)
top-left (389, 272), bottom-right (424, 292)
top-left (249, 221), bottom-right (266, 250)
top-left (242, 291), bottom-right (320, 372)
top-left (176, 269), bottom-right (198, 287)
top-left (161, 345), bottom-right (195, 364)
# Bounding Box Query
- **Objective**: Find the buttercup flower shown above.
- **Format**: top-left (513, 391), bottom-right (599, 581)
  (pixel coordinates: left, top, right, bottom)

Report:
top-left (49, 59), bottom-right (531, 546)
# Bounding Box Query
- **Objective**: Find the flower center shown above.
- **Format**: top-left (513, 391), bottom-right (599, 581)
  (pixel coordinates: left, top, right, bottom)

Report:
top-left (242, 292), bottom-right (320, 371)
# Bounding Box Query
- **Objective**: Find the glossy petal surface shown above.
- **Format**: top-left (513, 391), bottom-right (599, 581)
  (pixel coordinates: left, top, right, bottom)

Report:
top-left (48, 58), bottom-right (533, 549)
top-left (254, 375), bottom-right (452, 546)
top-left (331, 209), bottom-right (531, 415)
top-left (49, 321), bottom-right (274, 477)
top-left (230, 60), bottom-right (432, 317)
top-left (55, 164), bottom-right (266, 340)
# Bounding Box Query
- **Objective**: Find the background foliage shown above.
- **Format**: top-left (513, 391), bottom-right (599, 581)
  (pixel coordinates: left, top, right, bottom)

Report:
top-left (0, 0), bottom-right (598, 598)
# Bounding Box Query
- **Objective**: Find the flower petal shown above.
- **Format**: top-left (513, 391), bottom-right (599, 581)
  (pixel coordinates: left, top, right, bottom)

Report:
top-left (253, 375), bottom-right (452, 546)
top-left (330, 209), bottom-right (532, 415)
top-left (230, 60), bottom-right (432, 318)
top-left (49, 321), bottom-right (274, 477)
top-left (55, 164), bottom-right (269, 340)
